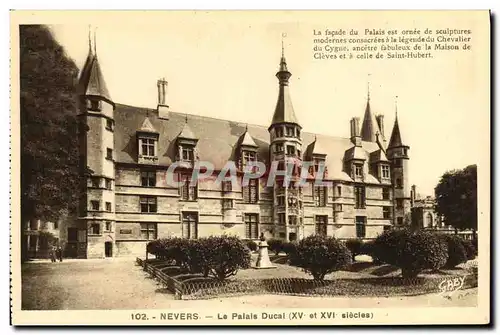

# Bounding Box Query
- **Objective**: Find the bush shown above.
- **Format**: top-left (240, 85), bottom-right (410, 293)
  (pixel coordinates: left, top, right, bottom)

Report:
top-left (283, 241), bottom-right (297, 256)
top-left (267, 238), bottom-right (285, 255)
top-left (373, 229), bottom-right (448, 278)
top-left (461, 239), bottom-right (477, 260)
top-left (289, 235), bottom-right (352, 280)
top-left (345, 239), bottom-right (363, 262)
top-left (203, 235), bottom-right (251, 281)
top-left (245, 240), bottom-right (258, 253)
top-left (185, 238), bottom-right (211, 276)
top-left (438, 235), bottom-right (468, 268)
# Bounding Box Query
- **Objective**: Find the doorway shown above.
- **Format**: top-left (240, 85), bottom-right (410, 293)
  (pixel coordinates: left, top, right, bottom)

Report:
top-left (105, 242), bottom-right (113, 257)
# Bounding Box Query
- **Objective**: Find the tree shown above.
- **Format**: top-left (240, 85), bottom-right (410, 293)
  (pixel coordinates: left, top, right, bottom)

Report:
top-left (289, 235), bottom-right (352, 280)
top-left (373, 229), bottom-right (448, 278)
top-left (434, 165), bottom-right (477, 239)
top-left (20, 25), bottom-right (81, 261)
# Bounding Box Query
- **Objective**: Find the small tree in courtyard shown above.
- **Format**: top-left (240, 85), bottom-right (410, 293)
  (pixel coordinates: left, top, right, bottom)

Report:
top-left (438, 234), bottom-right (468, 268)
top-left (203, 235), bottom-right (251, 281)
top-left (374, 229), bottom-right (448, 278)
top-left (290, 235), bottom-right (352, 280)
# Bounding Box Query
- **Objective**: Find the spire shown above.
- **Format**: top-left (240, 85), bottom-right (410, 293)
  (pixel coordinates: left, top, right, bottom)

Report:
top-left (360, 86), bottom-right (382, 142)
top-left (269, 33), bottom-right (299, 129)
top-left (388, 99), bottom-right (404, 148)
top-left (78, 26), bottom-right (113, 105)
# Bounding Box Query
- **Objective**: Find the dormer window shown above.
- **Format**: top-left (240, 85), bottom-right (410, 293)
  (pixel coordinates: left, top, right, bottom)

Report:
top-left (141, 138), bottom-right (156, 157)
top-left (180, 146), bottom-right (195, 163)
top-left (381, 165), bottom-right (390, 179)
top-left (242, 150), bottom-right (257, 170)
top-left (354, 164), bottom-right (363, 178)
top-left (313, 157), bottom-right (325, 173)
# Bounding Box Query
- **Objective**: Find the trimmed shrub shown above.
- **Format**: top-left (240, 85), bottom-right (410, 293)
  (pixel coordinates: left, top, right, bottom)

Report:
top-left (437, 235), bottom-right (468, 268)
top-left (203, 235), bottom-right (251, 281)
top-left (245, 240), bottom-right (258, 253)
top-left (345, 239), bottom-right (363, 262)
top-left (461, 239), bottom-right (476, 260)
top-left (289, 235), bottom-right (352, 280)
top-left (267, 238), bottom-right (285, 255)
top-left (185, 238), bottom-right (211, 277)
top-left (283, 241), bottom-right (297, 256)
top-left (373, 229), bottom-right (448, 278)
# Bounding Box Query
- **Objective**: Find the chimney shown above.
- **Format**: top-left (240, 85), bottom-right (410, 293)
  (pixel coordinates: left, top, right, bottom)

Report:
top-left (376, 114), bottom-right (385, 137)
top-left (157, 78), bottom-right (170, 120)
top-left (411, 184), bottom-right (416, 207)
top-left (350, 117), bottom-right (361, 147)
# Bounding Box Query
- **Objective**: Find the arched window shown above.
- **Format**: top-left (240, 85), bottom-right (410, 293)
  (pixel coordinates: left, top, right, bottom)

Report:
top-left (426, 212), bottom-right (433, 228)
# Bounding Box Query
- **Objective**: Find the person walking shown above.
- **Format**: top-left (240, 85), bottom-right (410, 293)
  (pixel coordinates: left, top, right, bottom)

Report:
top-left (50, 246), bottom-right (57, 263)
top-left (56, 245), bottom-right (63, 262)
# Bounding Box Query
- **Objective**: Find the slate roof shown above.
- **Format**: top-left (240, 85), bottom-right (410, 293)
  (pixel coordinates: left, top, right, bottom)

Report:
top-left (113, 104), bottom-right (383, 183)
top-left (360, 100), bottom-right (383, 143)
top-left (388, 113), bottom-right (404, 148)
top-left (270, 56), bottom-right (300, 127)
top-left (78, 51), bottom-right (113, 104)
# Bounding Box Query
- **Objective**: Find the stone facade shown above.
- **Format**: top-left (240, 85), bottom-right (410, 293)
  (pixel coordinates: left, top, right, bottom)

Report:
top-left (71, 40), bottom-right (412, 258)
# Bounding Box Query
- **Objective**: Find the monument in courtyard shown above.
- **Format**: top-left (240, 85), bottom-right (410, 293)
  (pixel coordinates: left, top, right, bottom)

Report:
top-left (254, 233), bottom-right (277, 269)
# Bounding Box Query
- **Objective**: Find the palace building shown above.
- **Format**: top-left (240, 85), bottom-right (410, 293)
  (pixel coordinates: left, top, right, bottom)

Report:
top-left (66, 41), bottom-right (412, 258)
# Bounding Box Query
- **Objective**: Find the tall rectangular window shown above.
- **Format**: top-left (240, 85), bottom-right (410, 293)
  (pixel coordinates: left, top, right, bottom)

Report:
top-left (105, 221), bottom-right (112, 232)
top-left (356, 216), bottom-right (366, 238)
top-left (141, 138), bottom-right (156, 157)
top-left (315, 215), bottom-right (328, 236)
top-left (180, 175), bottom-right (197, 201)
top-left (275, 127), bottom-right (284, 138)
top-left (337, 185), bottom-right (342, 197)
top-left (91, 177), bottom-right (100, 188)
top-left (383, 207), bottom-right (391, 219)
top-left (355, 164), bottom-right (363, 177)
top-left (286, 126), bottom-right (294, 137)
top-left (278, 213), bottom-right (286, 225)
top-left (244, 213), bottom-right (259, 239)
top-left (106, 148), bottom-right (113, 160)
top-left (382, 187), bottom-right (390, 200)
top-left (141, 170), bottom-right (156, 187)
top-left (396, 199), bottom-right (403, 209)
top-left (106, 119), bottom-right (114, 131)
top-left (90, 200), bottom-right (100, 211)
top-left (381, 165), bottom-right (390, 179)
top-left (275, 143), bottom-right (284, 153)
top-left (314, 186), bottom-right (327, 207)
top-left (288, 215), bottom-right (298, 226)
top-left (354, 186), bottom-right (366, 209)
top-left (105, 178), bottom-right (112, 190)
top-left (243, 179), bottom-right (258, 204)
top-left (222, 180), bottom-right (232, 192)
top-left (286, 145), bottom-right (295, 155)
top-left (90, 223), bottom-right (100, 235)
top-left (140, 196), bottom-right (157, 213)
top-left (140, 223), bottom-right (157, 240)
top-left (105, 202), bottom-right (112, 212)
top-left (182, 212), bottom-right (198, 239)
top-left (277, 195), bottom-right (285, 206)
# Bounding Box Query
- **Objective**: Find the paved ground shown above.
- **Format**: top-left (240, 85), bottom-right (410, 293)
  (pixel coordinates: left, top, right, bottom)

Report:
top-left (22, 258), bottom-right (477, 310)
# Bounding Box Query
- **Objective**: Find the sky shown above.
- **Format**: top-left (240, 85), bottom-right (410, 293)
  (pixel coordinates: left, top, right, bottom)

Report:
top-left (47, 11), bottom-right (489, 197)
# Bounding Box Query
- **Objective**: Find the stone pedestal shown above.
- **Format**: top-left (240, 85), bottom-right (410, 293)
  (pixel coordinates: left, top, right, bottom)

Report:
top-left (253, 240), bottom-right (276, 269)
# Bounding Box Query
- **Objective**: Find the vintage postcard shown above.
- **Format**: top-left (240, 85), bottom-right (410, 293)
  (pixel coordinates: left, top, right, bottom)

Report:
top-left (10, 10), bottom-right (490, 326)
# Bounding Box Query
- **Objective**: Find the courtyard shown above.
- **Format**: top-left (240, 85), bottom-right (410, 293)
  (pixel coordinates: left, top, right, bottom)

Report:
top-left (21, 257), bottom-right (477, 310)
